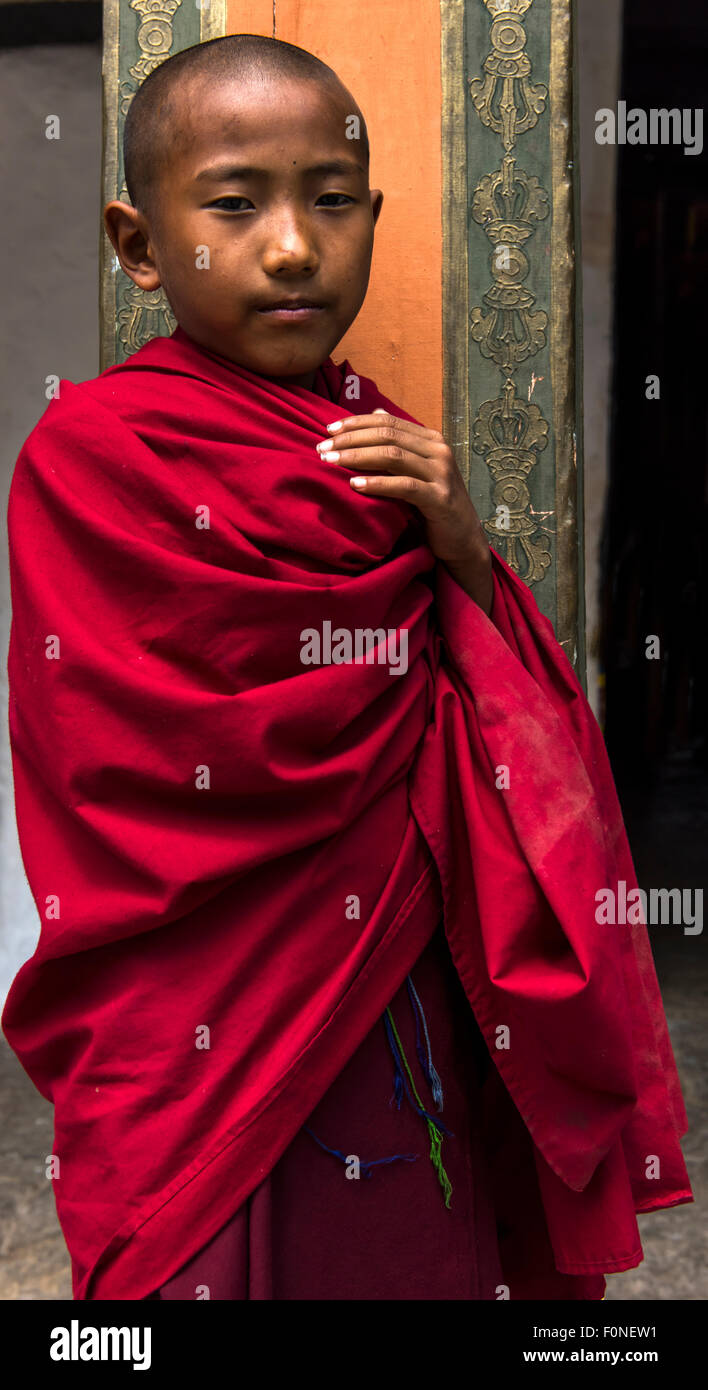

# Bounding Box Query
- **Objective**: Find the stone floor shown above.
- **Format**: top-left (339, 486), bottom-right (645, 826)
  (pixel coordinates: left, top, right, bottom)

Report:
top-left (604, 755), bottom-right (707, 1300)
top-left (604, 927), bottom-right (706, 1300)
top-left (1, 762), bottom-right (705, 1301)
top-left (0, 1043), bottom-right (71, 1300)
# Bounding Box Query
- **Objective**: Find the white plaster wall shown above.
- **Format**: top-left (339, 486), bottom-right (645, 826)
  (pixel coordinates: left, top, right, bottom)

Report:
top-left (0, 43), bottom-right (102, 1005)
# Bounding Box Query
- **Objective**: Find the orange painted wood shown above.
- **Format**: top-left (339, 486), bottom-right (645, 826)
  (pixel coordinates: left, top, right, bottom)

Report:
top-left (224, 0), bottom-right (443, 428)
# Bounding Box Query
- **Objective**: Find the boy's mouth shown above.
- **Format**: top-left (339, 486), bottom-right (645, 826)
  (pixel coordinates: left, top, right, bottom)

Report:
top-left (256, 295), bottom-right (326, 322)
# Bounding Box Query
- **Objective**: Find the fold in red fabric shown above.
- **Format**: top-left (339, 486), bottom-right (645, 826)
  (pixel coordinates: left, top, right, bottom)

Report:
top-left (3, 325), bottom-right (692, 1300)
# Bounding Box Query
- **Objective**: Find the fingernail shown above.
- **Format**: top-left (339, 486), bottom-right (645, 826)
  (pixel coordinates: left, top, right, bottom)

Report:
top-left (316, 440), bottom-right (334, 453)
top-left (327, 420), bottom-right (343, 432)
top-left (350, 477), bottom-right (367, 488)
top-left (324, 451), bottom-right (339, 462)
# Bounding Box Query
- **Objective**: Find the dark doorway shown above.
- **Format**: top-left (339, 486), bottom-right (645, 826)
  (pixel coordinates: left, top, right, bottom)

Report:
top-left (602, 0), bottom-right (708, 914)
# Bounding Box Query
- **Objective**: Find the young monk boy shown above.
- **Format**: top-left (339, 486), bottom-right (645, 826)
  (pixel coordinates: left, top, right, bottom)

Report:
top-left (3, 34), bottom-right (693, 1302)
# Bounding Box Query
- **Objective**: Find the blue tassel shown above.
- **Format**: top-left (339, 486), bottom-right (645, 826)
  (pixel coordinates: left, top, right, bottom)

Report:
top-left (304, 1126), bottom-right (418, 1178)
top-left (386, 1012), bottom-right (406, 1109)
top-left (383, 1011), bottom-right (453, 1137)
top-left (392, 1069), bottom-right (404, 1109)
top-left (406, 975), bottom-right (444, 1112)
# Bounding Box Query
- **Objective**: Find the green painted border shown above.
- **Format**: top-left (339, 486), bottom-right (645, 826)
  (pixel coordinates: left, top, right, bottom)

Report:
top-left (441, 0), bottom-right (583, 678)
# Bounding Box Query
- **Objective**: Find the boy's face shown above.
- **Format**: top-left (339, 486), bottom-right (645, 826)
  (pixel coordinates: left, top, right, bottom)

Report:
top-left (105, 74), bottom-right (383, 391)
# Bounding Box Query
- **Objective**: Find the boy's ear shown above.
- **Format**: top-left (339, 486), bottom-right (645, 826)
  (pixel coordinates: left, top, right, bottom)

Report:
top-left (370, 188), bottom-right (384, 224)
top-left (103, 200), bottom-right (162, 292)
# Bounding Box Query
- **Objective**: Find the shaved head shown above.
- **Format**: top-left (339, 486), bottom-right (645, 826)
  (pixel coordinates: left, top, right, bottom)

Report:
top-left (106, 31), bottom-right (383, 387)
top-left (123, 33), bottom-right (370, 219)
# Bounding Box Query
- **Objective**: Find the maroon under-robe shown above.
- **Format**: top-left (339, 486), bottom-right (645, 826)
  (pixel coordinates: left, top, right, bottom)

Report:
top-left (145, 922), bottom-right (604, 1301)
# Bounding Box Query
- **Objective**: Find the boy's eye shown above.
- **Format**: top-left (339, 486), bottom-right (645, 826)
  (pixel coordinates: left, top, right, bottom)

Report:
top-left (208, 196), bottom-right (254, 211)
top-left (316, 193), bottom-right (355, 208)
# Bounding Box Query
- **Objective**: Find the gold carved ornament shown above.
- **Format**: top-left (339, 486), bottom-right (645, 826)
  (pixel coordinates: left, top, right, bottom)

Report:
top-left (468, 0), bottom-right (552, 584)
top-left (114, 0), bottom-right (182, 353)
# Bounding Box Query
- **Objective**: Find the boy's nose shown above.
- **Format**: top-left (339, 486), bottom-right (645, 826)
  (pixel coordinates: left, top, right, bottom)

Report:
top-left (261, 215), bottom-right (320, 275)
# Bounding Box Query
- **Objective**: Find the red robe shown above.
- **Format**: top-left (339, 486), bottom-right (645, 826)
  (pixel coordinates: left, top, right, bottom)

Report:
top-left (2, 325), bottom-right (692, 1300)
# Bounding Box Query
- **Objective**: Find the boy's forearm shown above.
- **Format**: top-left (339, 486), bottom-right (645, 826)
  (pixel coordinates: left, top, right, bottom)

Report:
top-left (438, 535), bottom-right (494, 616)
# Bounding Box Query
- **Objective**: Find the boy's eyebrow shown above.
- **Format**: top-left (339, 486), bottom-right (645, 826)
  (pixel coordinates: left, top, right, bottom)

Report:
top-left (194, 158), bottom-right (366, 182)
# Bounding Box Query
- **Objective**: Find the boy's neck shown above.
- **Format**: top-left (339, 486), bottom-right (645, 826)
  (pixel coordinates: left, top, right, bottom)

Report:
top-left (171, 327), bottom-right (333, 400)
top-left (269, 369), bottom-right (319, 394)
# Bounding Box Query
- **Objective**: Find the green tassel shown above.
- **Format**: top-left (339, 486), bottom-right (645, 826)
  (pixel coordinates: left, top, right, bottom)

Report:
top-left (426, 1118), bottom-right (453, 1209)
top-left (385, 1006), bottom-right (453, 1208)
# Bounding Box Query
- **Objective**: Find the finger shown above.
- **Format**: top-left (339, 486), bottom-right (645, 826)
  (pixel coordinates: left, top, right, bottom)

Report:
top-left (319, 445), bottom-right (434, 481)
top-left (325, 411), bottom-right (439, 441)
top-left (348, 473), bottom-right (430, 503)
top-left (317, 427), bottom-right (436, 468)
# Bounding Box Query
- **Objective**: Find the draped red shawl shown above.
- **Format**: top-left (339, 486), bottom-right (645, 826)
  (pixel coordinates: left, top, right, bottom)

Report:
top-left (3, 326), bottom-right (692, 1300)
